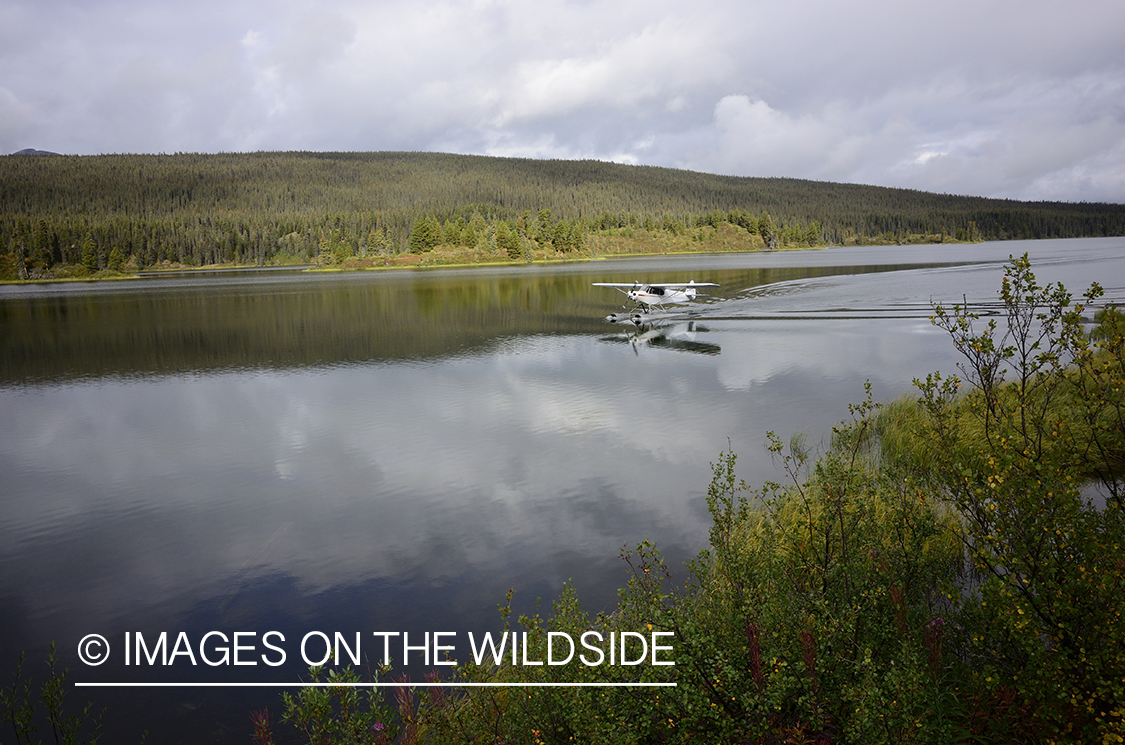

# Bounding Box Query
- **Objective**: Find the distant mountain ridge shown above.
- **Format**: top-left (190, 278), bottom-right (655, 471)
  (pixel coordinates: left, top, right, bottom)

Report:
top-left (1, 151), bottom-right (1123, 277)
top-left (11, 148), bottom-right (59, 156)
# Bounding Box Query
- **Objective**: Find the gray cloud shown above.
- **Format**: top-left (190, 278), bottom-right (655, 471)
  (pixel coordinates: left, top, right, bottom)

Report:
top-left (1, 0), bottom-right (1123, 201)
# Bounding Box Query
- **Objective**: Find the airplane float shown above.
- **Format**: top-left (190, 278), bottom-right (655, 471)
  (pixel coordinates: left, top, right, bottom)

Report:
top-left (592, 280), bottom-right (719, 324)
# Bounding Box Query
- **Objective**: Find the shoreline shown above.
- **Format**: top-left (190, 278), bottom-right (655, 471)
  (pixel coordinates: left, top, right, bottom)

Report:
top-left (4, 231), bottom-right (992, 285)
top-left (1, 244), bottom-right (835, 284)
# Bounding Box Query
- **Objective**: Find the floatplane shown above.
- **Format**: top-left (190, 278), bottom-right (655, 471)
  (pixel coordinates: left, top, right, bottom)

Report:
top-left (593, 280), bottom-right (719, 324)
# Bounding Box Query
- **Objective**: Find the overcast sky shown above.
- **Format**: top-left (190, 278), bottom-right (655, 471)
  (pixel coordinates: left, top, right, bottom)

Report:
top-left (2, 0), bottom-right (1123, 203)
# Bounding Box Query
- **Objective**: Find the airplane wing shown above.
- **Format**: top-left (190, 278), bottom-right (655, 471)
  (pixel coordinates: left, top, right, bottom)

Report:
top-left (591, 282), bottom-right (719, 288)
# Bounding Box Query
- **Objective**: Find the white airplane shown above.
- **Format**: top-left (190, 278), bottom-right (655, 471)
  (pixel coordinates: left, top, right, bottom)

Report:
top-left (593, 280), bottom-right (719, 320)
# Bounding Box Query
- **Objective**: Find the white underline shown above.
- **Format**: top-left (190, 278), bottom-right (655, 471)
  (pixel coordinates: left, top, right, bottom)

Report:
top-left (75, 682), bottom-right (675, 688)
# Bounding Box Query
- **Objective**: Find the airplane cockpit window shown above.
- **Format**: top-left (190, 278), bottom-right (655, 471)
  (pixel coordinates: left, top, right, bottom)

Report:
top-left (650, 286), bottom-right (665, 295)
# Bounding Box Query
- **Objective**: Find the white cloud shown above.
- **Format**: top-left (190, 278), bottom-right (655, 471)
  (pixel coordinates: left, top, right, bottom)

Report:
top-left (681, 65), bottom-right (1125, 201)
top-left (493, 17), bottom-right (726, 125)
top-left (690, 95), bottom-right (874, 180)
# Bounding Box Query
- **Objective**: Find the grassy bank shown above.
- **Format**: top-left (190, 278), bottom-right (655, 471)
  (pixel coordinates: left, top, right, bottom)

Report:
top-left (6, 218), bottom-right (966, 281)
top-left (2, 221), bottom-right (784, 280)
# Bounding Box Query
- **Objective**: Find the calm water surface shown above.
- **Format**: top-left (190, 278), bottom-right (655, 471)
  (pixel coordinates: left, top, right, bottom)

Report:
top-left (2, 238), bottom-right (1123, 742)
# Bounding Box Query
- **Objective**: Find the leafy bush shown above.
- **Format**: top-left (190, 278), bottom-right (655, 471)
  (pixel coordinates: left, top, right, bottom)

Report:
top-left (1, 644), bottom-right (102, 745)
top-left (909, 254), bottom-right (1125, 742)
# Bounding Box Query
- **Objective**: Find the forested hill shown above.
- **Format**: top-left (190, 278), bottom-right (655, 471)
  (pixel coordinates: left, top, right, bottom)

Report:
top-left (2, 150), bottom-right (1123, 276)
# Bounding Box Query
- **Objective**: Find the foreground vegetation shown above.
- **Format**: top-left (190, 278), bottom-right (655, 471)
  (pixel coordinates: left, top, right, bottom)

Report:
top-left (253, 256), bottom-right (1123, 744)
top-left (4, 151), bottom-right (1124, 280)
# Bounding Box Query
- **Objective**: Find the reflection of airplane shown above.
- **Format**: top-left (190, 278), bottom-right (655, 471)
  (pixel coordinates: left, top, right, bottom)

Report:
top-left (599, 321), bottom-right (721, 356)
top-left (593, 281), bottom-right (719, 317)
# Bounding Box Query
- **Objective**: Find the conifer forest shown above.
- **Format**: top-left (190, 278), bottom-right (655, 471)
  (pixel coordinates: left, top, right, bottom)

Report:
top-left (2, 150), bottom-right (1123, 280)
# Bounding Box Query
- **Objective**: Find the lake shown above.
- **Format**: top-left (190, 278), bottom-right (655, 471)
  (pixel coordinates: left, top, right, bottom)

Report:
top-left (1, 237), bottom-right (1122, 742)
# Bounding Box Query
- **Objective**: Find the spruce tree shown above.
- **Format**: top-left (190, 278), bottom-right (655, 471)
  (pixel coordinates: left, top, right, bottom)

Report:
top-left (80, 235), bottom-right (98, 271)
top-left (495, 221), bottom-right (521, 259)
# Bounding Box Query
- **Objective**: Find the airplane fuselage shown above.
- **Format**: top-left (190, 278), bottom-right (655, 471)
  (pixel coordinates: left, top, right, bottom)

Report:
top-left (627, 285), bottom-right (697, 307)
top-left (592, 281), bottom-right (718, 314)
